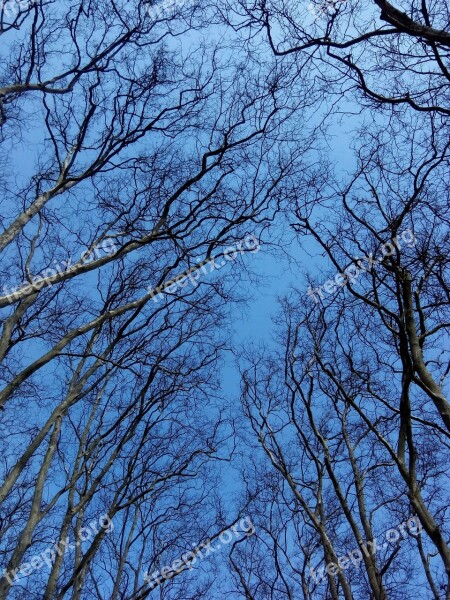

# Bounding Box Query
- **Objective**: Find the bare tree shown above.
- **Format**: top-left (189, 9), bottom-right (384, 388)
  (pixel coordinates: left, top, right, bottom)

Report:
top-left (234, 119), bottom-right (450, 599)
top-left (3, 0), bottom-right (449, 598)
top-left (0, 2), bottom-right (316, 598)
top-left (217, 0), bottom-right (450, 117)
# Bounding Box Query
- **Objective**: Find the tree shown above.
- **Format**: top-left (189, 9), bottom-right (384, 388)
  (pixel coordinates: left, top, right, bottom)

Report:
top-left (218, 0), bottom-right (450, 117)
top-left (235, 117), bottom-right (450, 599)
top-left (0, 1), bottom-right (313, 597)
top-left (2, 0), bottom-right (449, 598)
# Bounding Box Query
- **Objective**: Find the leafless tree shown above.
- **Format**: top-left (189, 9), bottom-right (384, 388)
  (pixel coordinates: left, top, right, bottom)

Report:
top-left (2, 0), bottom-right (449, 598)
top-left (217, 0), bottom-right (450, 117)
top-left (234, 118), bottom-right (450, 599)
top-left (0, 1), bottom-right (316, 598)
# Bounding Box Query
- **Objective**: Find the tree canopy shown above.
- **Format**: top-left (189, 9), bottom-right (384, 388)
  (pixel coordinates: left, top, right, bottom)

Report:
top-left (0, 0), bottom-right (449, 598)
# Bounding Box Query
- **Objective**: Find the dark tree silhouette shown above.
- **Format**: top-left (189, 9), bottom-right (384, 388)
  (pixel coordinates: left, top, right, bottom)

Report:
top-left (0, 1), bottom-right (313, 598)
